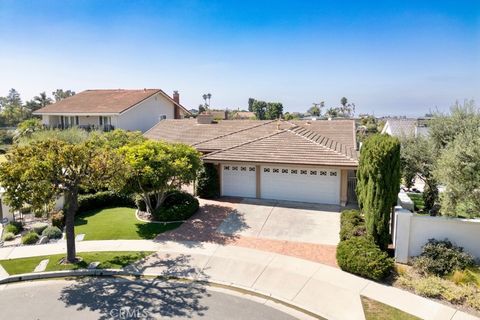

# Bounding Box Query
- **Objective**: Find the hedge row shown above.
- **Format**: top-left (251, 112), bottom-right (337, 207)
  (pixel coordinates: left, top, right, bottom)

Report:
top-left (77, 191), bottom-right (136, 212)
top-left (336, 209), bottom-right (394, 281)
top-left (339, 209), bottom-right (366, 241)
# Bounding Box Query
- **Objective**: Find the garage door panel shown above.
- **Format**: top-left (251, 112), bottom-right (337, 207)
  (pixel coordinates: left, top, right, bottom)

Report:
top-left (261, 166), bottom-right (340, 205)
top-left (222, 164), bottom-right (256, 198)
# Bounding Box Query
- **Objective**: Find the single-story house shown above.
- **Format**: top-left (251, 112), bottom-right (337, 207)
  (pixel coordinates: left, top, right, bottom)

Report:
top-left (381, 119), bottom-right (429, 138)
top-left (145, 118), bottom-right (358, 206)
top-left (33, 89), bottom-right (190, 133)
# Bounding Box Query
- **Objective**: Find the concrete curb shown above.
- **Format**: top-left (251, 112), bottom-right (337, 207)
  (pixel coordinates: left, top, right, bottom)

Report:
top-left (0, 269), bottom-right (325, 320)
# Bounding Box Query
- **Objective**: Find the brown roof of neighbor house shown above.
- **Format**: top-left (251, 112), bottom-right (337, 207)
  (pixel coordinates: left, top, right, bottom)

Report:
top-left (33, 89), bottom-right (190, 115)
top-left (232, 111), bottom-right (256, 119)
top-left (145, 119), bottom-right (358, 167)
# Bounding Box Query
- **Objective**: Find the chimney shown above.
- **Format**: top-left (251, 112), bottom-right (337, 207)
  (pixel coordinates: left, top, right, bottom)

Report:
top-left (173, 90), bottom-right (180, 104)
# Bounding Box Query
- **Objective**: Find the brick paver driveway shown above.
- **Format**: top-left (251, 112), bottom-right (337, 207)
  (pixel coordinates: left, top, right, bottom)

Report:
top-left (157, 197), bottom-right (346, 267)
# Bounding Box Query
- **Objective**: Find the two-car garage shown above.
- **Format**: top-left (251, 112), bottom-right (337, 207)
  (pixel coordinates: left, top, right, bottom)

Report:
top-left (221, 163), bottom-right (341, 205)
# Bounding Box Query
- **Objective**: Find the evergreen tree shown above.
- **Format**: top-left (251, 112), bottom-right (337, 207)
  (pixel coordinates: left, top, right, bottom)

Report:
top-left (356, 134), bottom-right (401, 250)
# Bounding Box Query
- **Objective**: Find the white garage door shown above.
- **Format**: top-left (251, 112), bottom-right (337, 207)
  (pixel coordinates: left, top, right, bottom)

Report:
top-left (261, 166), bottom-right (340, 204)
top-left (222, 164), bottom-right (256, 198)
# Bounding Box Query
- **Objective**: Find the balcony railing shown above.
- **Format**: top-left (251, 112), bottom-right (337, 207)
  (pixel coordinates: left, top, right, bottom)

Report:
top-left (46, 124), bottom-right (115, 132)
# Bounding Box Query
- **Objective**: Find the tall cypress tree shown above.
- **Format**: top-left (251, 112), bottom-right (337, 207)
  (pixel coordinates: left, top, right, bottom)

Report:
top-left (356, 134), bottom-right (401, 250)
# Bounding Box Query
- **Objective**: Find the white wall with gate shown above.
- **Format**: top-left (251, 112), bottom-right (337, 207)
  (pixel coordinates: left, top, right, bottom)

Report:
top-left (394, 207), bottom-right (480, 263)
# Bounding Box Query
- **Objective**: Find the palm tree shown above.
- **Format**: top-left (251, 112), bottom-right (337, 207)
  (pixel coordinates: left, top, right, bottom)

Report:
top-left (207, 93), bottom-right (212, 107)
top-left (34, 92), bottom-right (53, 108)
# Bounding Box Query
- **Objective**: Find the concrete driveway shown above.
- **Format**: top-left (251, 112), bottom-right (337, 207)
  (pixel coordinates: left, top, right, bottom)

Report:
top-left (217, 198), bottom-right (341, 245)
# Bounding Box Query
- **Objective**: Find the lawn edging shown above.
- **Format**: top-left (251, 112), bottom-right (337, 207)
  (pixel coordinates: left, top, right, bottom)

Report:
top-left (135, 209), bottom-right (187, 224)
top-left (0, 269), bottom-right (325, 320)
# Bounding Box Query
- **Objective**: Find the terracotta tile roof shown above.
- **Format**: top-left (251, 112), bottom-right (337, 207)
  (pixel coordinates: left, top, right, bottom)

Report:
top-left (144, 120), bottom-right (271, 147)
top-left (202, 127), bottom-right (358, 167)
top-left (33, 89), bottom-right (189, 115)
top-left (145, 119), bottom-right (358, 167)
top-left (193, 121), bottom-right (296, 151)
top-left (291, 120), bottom-right (357, 149)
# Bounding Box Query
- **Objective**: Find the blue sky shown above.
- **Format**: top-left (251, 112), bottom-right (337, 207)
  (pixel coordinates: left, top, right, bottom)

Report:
top-left (0, 0), bottom-right (478, 116)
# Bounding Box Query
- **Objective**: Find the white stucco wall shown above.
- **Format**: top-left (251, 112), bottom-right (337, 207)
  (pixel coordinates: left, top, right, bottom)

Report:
top-left (394, 207), bottom-right (480, 263)
top-left (117, 93), bottom-right (175, 132)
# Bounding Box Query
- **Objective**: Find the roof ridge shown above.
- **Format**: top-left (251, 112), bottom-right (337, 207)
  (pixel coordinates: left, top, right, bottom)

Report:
top-left (193, 120), bottom-right (276, 148)
top-left (202, 127), bottom-right (289, 159)
top-left (289, 127), bottom-right (357, 161)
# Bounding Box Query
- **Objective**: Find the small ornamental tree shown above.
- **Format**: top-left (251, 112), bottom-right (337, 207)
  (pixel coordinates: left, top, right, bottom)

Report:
top-left (356, 134), bottom-right (401, 250)
top-left (0, 129), bottom-right (125, 262)
top-left (120, 140), bottom-right (201, 213)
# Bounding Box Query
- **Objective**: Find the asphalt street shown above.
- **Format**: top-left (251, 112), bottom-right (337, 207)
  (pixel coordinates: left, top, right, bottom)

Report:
top-left (0, 277), bottom-right (300, 320)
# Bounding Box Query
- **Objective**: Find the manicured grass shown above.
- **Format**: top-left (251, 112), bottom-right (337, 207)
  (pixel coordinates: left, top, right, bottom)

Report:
top-left (75, 207), bottom-right (181, 240)
top-left (0, 251), bottom-right (153, 275)
top-left (407, 193), bottom-right (424, 212)
top-left (362, 296), bottom-right (420, 320)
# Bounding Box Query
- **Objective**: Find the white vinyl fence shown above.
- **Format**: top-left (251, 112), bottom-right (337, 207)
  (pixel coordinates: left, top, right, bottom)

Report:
top-left (394, 206), bottom-right (480, 263)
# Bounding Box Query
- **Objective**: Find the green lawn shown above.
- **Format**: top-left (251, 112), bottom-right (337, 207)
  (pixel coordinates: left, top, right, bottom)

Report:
top-left (0, 251), bottom-right (153, 275)
top-left (362, 296), bottom-right (420, 320)
top-left (407, 193), bottom-right (425, 212)
top-left (74, 207), bottom-right (181, 240)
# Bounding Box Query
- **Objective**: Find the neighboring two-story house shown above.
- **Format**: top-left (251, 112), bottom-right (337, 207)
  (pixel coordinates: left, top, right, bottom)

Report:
top-left (33, 89), bottom-right (190, 132)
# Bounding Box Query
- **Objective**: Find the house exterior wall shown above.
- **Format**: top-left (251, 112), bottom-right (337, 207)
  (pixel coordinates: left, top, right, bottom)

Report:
top-left (117, 93), bottom-right (175, 132)
top-left (394, 207), bottom-right (480, 263)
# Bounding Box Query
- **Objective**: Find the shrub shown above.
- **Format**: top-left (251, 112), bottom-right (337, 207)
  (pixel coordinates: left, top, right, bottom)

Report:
top-left (450, 269), bottom-right (479, 286)
top-left (4, 221), bottom-right (23, 235)
top-left (51, 210), bottom-right (65, 229)
top-left (33, 210), bottom-right (46, 218)
top-left (2, 232), bottom-right (15, 241)
top-left (336, 236), bottom-right (394, 281)
top-left (405, 274), bottom-right (480, 308)
top-left (413, 276), bottom-right (445, 298)
top-left (339, 210), bottom-right (366, 241)
top-left (41, 226), bottom-right (63, 239)
top-left (153, 191), bottom-right (199, 222)
top-left (31, 222), bottom-right (49, 235)
top-left (413, 239), bottom-right (475, 276)
top-left (196, 163), bottom-right (220, 199)
top-left (78, 191), bottom-right (135, 212)
top-left (19, 205), bottom-right (32, 215)
top-left (21, 232), bottom-right (39, 245)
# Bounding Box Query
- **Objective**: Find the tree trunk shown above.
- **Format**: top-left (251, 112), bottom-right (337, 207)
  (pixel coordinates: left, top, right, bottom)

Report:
top-left (64, 188), bottom-right (79, 263)
top-left (154, 192), bottom-right (166, 211)
top-left (142, 193), bottom-right (153, 213)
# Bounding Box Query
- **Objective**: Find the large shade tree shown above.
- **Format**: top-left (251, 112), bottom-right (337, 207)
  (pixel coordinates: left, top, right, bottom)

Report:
top-left (120, 140), bottom-right (201, 213)
top-left (400, 135), bottom-right (438, 212)
top-left (357, 134), bottom-right (401, 250)
top-left (435, 130), bottom-right (480, 218)
top-left (0, 129), bottom-right (125, 262)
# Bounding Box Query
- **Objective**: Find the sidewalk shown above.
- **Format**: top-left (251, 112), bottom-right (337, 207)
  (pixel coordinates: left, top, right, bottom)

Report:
top-left (0, 240), bottom-right (477, 320)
